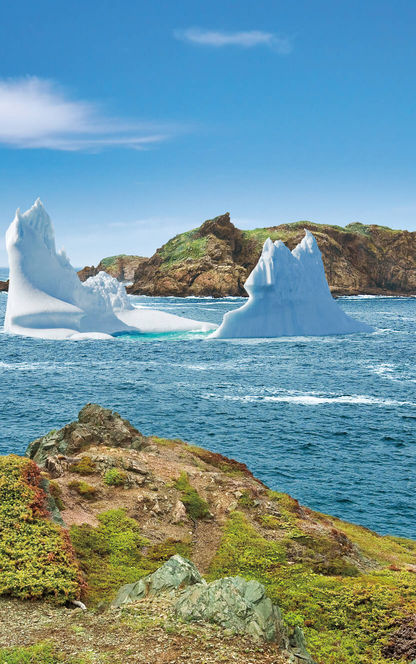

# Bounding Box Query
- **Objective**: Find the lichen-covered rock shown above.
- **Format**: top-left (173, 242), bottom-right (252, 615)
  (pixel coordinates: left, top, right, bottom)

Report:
top-left (174, 575), bottom-right (288, 646)
top-left (112, 555), bottom-right (203, 607)
top-left (26, 404), bottom-right (148, 466)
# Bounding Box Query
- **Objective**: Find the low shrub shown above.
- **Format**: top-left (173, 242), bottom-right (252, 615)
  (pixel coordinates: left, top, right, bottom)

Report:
top-left (69, 456), bottom-right (96, 475)
top-left (0, 642), bottom-right (96, 663)
top-left (173, 472), bottom-right (210, 520)
top-left (0, 455), bottom-right (81, 602)
top-left (68, 480), bottom-right (97, 500)
top-left (70, 509), bottom-right (152, 603)
top-left (208, 511), bottom-right (416, 664)
top-left (103, 468), bottom-right (127, 486)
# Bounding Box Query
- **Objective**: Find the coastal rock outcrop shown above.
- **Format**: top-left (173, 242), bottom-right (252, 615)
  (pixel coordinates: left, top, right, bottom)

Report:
top-left (175, 574), bottom-right (288, 645)
top-left (2, 404), bottom-right (416, 663)
top-left (125, 213), bottom-right (416, 297)
top-left (113, 555), bottom-right (203, 607)
top-left (27, 403), bottom-right (148, 466)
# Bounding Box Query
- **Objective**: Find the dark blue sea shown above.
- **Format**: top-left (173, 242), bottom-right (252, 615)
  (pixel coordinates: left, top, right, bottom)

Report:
top-left (0, 266), bottom-right (415, 538)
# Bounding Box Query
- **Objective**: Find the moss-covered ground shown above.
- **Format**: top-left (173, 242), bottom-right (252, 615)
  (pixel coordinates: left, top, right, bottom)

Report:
top-left (0, 642), bottom-right (96, 664)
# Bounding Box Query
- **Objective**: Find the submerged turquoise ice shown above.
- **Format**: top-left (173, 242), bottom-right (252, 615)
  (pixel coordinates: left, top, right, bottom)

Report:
top-left (0, 283), bottom-right (415, 538)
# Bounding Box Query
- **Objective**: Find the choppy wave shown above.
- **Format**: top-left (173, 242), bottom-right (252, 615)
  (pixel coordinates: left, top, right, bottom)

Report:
top-left (202, 390), bottom-right (416, 408)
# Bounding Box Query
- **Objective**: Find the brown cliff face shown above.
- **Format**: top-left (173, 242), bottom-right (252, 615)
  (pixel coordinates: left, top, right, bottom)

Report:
top-left (127, 214), bottom-right (416, 297)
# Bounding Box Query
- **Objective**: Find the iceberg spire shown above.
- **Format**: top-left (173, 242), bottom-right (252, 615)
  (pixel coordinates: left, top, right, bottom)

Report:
top-left (211, 230), bottom-right (373, 338)
top-left (5, 200), bottom-right (217, 339)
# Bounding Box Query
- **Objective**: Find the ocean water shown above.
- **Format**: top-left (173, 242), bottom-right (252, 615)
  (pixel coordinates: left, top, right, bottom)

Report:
top-left (0, 270), bottom-right (415, 538)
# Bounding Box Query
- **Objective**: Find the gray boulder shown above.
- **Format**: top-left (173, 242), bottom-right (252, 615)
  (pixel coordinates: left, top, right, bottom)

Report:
top-left (174, 575), bottom-right (288, 647)
top-left (26, 403), bottom-right (147, 466)
top-left (112, 555), bottom-right (203, 608)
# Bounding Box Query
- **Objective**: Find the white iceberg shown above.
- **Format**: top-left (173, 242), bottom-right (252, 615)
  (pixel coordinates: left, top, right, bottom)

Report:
top-left (211, 231), bottom-right (373, 338)
top-left (4, 199), bottom-right (216, 339)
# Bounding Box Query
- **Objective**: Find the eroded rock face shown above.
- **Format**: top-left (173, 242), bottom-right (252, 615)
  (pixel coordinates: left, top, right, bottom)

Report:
top-left (127, 215), bottom-right (416, 297)
top-left (113, 555), bottom-right (203, 607)
top-left (0, 280), bottom-right (8, 292)
top-left (26, 403), bottom-right (148, 466)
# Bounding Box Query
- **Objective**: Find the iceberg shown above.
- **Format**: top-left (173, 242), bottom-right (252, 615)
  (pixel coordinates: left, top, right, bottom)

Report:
top-left (211, 231), bottom-right (373, 338)
top-left (4, 200), bottom-right (216, 339)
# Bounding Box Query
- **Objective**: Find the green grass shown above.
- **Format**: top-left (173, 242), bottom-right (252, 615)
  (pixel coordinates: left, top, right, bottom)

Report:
top-left (208, 511), bottom-right (416, 664)
top-left (70, 509), bottom-right (151, 604)
top-left (0, 641), bottom-right (109, 664)
top-left (173, 472), bottom-right (210, 520)
top-left (99, 254), bottom-right (137, 268)
top-left (158, 231), bottom-right (208, 267)
top-left (0, 455), bottom-right (81, 602)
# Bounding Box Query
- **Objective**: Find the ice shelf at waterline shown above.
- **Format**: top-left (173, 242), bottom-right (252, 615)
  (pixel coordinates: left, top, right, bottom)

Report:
top-left (211, 231), bottom-right (373, 338)
top-left (4, 200), bottom-right (216, 340)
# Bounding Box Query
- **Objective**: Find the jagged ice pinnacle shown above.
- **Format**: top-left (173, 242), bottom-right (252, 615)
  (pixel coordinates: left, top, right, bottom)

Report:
top-left (4, 200), bottom-right (216, 340)
top-left (211, 231), bottom-right (373, 338)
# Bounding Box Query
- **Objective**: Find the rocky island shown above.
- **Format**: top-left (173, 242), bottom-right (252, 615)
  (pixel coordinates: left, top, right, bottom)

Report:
top-left (127, 214), bottom-right (416, 297)
top-left (1, 404), bottom-right (416, 664)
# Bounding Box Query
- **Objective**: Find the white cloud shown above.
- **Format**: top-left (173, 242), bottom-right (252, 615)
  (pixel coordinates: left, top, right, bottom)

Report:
top-left (174, 28), bottom-right (292, 53)
top-left (0, 77), bottom-right (174, 151)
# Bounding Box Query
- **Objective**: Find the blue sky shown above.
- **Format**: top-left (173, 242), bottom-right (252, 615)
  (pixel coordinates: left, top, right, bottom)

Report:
top-left (0, 0), bottom-right (415, 265)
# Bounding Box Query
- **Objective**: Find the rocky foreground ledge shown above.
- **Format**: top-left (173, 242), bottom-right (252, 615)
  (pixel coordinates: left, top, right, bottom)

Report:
top-left (1, 405), bottom-right (416, 664)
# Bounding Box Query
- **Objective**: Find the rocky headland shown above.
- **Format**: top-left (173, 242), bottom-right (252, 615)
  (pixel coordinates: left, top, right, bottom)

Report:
top-left (1, 404), bottom-right (416, 664)
top-left (126, 214), bottom-right (416, 297)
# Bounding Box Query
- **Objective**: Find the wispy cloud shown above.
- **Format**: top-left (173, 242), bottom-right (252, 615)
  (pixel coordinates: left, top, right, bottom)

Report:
top-left (0, 77), bottom-right (175, 151)
top-left (174, 28), bottom-right (292, 53)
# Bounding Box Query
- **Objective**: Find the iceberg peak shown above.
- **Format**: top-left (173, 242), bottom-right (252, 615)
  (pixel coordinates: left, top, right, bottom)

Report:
top-left (4, 201), bottom-right (217, 339)
top-left (211, 230), bottom-right (373, 338)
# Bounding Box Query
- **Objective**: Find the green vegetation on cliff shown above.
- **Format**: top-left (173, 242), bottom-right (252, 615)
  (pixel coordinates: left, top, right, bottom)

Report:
top-left (0, 456), bottom-right (81, 602)
top-left (208, 508), bottom-right (416, 664)
top-left (173, 471), bottom-right (211, 519)
top-left (0, 642), bottom-right (94, 664)
top-left (158, 230), bottom-right (208, 267)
